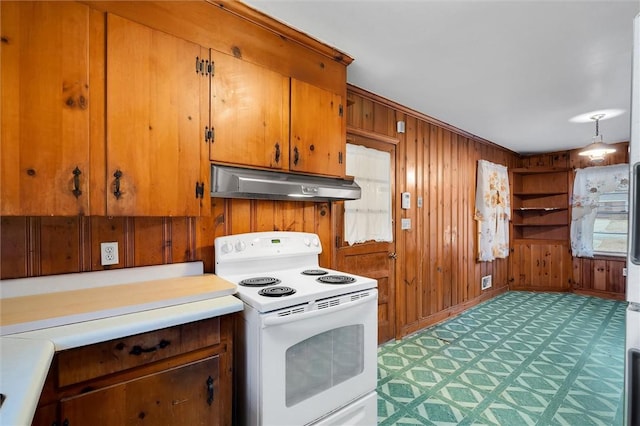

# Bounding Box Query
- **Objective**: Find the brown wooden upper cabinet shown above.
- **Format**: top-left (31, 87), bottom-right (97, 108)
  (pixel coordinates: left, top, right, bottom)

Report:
top-left (210, 53), bottom-right (345, 177)
top-left (210, 51), bottom-right (289, 169)
top-left (1, 2), bottom-right (91, 216)
top-left (106, 14), bottom-right (210, 216)
top-left (290, 79), bottom-right (345, 177)
top-left (1, 4), bottom-right (211, 217)
top-left (1, 1), bottom-right (348, 217)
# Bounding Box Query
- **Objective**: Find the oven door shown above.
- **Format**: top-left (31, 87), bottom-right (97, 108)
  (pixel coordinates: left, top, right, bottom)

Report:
top-left (260, 289), bottom-right (378, 426)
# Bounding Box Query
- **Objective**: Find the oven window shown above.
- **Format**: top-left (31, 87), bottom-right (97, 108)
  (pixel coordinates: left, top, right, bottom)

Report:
top-left (285, 324), bottom-right (364, 407)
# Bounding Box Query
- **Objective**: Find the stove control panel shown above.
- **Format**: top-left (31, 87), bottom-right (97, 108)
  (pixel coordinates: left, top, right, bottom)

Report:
top-left (215, 232), bottom-right (323, 274)
top-left (303, 237), bottom-right (320, 247)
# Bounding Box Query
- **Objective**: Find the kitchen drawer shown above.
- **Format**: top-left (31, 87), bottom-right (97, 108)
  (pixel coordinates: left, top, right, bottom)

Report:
top-left (57, 317), bottom-right (220, 387)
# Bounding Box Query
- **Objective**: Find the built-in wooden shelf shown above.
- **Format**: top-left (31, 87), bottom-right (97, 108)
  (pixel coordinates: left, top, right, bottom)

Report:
top-left (510, 168), bottom-right (570, 242)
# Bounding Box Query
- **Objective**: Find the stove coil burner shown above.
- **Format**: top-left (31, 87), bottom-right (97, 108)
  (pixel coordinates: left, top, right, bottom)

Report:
top-left (316, 275), bottom-right (357, 285)
top-left (239, 277), bottom-right (281, 287)
top-left (301, 269), bottom-right (328, 276)
top-left (258, 286), bottom-right (296, 297)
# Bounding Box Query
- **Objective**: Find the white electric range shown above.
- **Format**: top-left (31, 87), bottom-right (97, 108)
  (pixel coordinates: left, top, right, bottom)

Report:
top-left (214, 231), bottom-right (378, 426)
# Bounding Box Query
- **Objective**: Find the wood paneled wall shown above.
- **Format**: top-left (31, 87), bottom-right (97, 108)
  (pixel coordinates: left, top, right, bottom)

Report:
top-left (517, 141), bottom-right (629, 169)
top-left (518, 141), bottom-right (629, 300)
top-left (198, 199), bottom-right (332, 273)
top-left (0, 200), bottom-right (331, 280)
top-left (572, 257), bottom-right (626, 300)
top-left (1, 216), bottom-right (197, 278)
top-left (347, 86), bottom-right (519, 338)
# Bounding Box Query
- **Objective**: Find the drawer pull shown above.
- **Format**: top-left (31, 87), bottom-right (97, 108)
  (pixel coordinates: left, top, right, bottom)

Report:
top-left (206, 376), bottom-right (214, 405)
top-left (129, 339), bottom-right (171, 356)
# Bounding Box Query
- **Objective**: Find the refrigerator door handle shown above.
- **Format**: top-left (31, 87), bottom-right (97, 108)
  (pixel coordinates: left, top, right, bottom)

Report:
top-left (631, 163), bottom-right (640, 266)
top-left (629, 348), bottom-right (640, 426)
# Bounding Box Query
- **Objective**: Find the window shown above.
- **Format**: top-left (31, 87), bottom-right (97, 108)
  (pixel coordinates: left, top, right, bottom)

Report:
top-left (592, 190), bottom-right (628, 256)
top-left (570, 163), bottom-right (629, 258)
top-left (343, 143), bottom-right (392, 245)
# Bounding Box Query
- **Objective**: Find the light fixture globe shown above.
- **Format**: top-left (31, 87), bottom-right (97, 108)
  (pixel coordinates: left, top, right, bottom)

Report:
top-left (577, 114), bottom-right (616, 162)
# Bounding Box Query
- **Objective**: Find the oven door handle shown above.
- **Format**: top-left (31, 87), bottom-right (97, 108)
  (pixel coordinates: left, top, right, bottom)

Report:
top-left (262, 291), bottom-right (377, 327)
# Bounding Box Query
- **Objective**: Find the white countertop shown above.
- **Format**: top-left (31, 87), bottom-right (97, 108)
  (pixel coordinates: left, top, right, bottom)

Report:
top-left (0, 263), bottom-right (243, 426)
top-left (0, 337), bottom-right (54, 426)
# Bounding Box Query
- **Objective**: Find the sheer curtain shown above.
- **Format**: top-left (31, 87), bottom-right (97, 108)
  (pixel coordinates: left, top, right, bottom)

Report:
top-left (474, 160), bottom-right (511, 261)
top-left (344, 143), bottom-right (392, 245)
top-left (570, 163), bottom-right (629, 257)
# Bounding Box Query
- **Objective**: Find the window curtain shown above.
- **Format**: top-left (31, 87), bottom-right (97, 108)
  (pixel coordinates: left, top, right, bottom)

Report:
top-left (344, 143), bottom-right (392, 245)
top-left (570, 163), bottom-right (629, 257)
top-left (474, 160), bottom-right (511, 261)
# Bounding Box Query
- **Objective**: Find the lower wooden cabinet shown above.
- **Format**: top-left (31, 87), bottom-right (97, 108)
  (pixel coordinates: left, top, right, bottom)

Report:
top-left (509, 242), bottom-right (572, 291)
top-left (60, 356), bottom-right (220, 425)
top-left (32, 316), bottom-right (233, 426)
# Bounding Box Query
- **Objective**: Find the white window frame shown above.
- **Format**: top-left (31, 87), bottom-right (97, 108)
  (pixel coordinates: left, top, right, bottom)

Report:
top-left (592, 189), bottom-right (629, 256)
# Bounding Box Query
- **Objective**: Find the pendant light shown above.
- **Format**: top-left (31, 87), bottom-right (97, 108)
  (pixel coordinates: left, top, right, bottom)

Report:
top-left (577, 114), bottom-right (616, 162)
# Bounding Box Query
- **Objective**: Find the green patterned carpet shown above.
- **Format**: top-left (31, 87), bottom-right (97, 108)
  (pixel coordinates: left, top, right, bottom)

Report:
top-left (377, 291), bottom-right (626, 425)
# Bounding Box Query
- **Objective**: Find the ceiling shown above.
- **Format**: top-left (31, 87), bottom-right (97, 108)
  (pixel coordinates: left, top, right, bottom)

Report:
top-left (242, 0), bottom-right (639, 155)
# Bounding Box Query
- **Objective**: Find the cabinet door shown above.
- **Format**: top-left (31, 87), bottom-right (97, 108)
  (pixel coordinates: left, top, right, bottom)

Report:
top-left (1, 2), bottom-right (90, 215)
top-left (31, 402), bottom-right (58, 426)
top-left (510, 242), bottom-right (571, 290)
top-left (106, 14), bottom-right (204, 216)
top-left (210, 50), bottom-right (289, 169)
top-left (60, 356), bottom-right (221, 425)
top-left (290, 79), bottom-right (344, 177)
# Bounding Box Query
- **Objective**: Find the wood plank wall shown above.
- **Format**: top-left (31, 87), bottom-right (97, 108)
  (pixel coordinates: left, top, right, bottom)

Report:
top-left (518, 141), bottom-right (629, 300)
top-left (0, 200), bottom-right (331, 280)
top-left (1, 217), bottom-right (197, 278)
top-left (346, 86), bottom-right (519, 338)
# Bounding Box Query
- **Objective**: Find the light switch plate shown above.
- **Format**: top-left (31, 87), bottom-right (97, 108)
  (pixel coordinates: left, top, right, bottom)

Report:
top-left (401, 192), bottom-right (411, 209)
top-left (401, 218), bottom-right (411, 230)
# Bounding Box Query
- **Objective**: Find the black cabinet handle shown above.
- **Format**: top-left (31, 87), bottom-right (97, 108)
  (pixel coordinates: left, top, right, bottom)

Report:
top-left (274, 143), bottom-right (280, 164)
top-left (72, 167), bottom-right (82, 198)
top-left (113, 170), bottom-right (122, 199)
top-left (293, 147), bottom-right (299, 166)
top-left (195, 182), bottom-right (205, 199)
top-left (129, 339), bottom-right (170, 356)
top-left (206, 376), bottom-right (214, 405)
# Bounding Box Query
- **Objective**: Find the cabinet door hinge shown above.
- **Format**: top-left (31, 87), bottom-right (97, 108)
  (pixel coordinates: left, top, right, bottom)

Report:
top-left (204, 126), bottom-right (214, 143)
top-left (338, 151), bottom-right (343, 164)
top-left (208, 60), bottom-right (215, 77)
top-left (197, 57), bottom-right (214, 76)
top-left (339, 104), bottom-right (343, 117)
top-left (335, 235), bottom-right (340, 248)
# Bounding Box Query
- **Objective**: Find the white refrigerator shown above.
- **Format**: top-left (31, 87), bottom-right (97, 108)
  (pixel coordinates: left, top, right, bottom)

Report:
top-left (626, 13), bottom-right (640, 426)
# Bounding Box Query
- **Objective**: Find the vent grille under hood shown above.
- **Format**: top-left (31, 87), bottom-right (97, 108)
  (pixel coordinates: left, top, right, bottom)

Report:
top-left (210, 164), bottom-right (361, 202)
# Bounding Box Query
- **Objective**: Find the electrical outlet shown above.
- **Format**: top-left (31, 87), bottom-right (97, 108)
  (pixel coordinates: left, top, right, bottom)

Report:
top-left (481, 275), bottom-right (492, 290)
top-left (100, 242), bottom-right (119, 266)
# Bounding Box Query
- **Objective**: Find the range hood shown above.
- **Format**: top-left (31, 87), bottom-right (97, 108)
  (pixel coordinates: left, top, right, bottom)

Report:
top-left (210, 164), bottom-right (361, 201)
